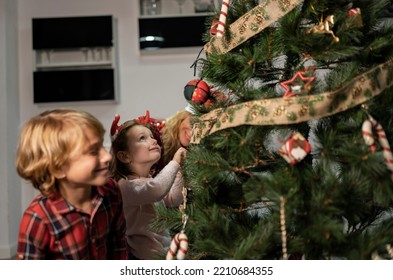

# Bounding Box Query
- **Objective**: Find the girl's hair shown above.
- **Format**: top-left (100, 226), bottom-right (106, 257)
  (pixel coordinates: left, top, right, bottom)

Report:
top-left (109, 121), bottom-right (162, 181)
top-left (16, 109), bottom-right (106, 196)
top-left (161, 110), bottom-right (192, 166)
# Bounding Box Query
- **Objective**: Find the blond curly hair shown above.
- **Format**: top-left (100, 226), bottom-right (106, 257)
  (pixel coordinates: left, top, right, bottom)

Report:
top-left (161, 110), bottom-right (192, 166)
top-left (16, 109), bottom-right (105, 196)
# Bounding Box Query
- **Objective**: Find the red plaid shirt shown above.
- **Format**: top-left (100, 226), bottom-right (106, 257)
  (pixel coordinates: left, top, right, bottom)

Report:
top-left (16, 179), bottom-right (127, 259)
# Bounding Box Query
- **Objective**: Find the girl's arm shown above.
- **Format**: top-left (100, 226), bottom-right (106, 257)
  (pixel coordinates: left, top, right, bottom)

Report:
top-left (118, 160), bottom-right (180, 205)
top-left (163, 146), bottom-right (187, 206)
top-left (163, 170), bottom-right (184, 207)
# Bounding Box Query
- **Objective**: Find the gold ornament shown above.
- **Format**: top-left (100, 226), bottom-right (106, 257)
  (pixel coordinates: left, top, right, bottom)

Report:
top-left (306, 15), bottom-right (339, 43)
top-left (280, 196), bottom-right (288, 260)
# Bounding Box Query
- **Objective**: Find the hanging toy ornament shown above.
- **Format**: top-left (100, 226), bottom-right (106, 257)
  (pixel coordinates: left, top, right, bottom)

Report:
top-left (216, 0), bottom-right (230, 38)
top-left (166, 229), bottom-right (189, 260)
top-left (306, 15), bottom-right (339, 42)
top-left (362, 114), bottom-right (393, 182)
top-left (278, 132), bottom-right (312, 165)
top-left (166, 187), bottom-right (189, 260)
top-left (280, 70), bottom-right (315, 98)
top-left (347, 7), bottom-right (363, 28)
top-left (184, 79), bottom-right (211, 104)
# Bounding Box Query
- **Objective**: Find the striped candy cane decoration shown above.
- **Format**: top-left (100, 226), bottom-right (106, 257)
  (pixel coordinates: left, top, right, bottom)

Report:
top-left (362, 115), bottom-right (393, 181)
top-left (216, 0), bottom-right (230, 38)
top-left (166, 230), bottom-right (188, 260)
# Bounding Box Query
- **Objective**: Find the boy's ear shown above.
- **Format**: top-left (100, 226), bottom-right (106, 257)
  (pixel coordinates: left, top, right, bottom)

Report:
top-left (117, 151), bottom-right (130, 163)
top-left (52, 168), bottom-right (66, 179)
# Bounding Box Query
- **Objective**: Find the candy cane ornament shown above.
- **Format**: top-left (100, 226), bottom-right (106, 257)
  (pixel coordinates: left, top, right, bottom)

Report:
top-left (216, 0), bottom-right (230, 38)
top-left (166, 230), bottom-right (188, 260)
top-left (362, 115), bottom-right (393, 181)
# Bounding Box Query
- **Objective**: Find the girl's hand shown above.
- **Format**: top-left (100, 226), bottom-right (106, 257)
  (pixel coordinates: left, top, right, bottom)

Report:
top-left (173, 147), bottom-right (187, 164)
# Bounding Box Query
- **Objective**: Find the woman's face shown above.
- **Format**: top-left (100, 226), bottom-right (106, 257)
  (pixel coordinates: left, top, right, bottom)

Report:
top-left (178, 115), bottom-right (192, 147)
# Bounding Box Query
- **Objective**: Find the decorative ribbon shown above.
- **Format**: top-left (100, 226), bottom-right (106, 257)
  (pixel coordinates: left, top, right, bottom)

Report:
top-left (190, 60), bottom-right (393, 144)
top-left (204, 0), bottom-right (302, 55)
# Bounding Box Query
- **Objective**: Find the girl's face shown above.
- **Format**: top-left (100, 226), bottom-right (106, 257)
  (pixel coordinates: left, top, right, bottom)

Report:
top-left (125, 125), bottom-right (161, 166)
top-left (58, 128), bottom-right (112, 188)
top-left (178, 116), bottom-right (192, 147)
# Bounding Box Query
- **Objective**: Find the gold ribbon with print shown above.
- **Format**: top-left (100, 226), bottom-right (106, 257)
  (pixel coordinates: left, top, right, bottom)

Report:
top-left (191, 60), bottom-right (393, 144)
top-left (205, 0), bottom-right (302, 55)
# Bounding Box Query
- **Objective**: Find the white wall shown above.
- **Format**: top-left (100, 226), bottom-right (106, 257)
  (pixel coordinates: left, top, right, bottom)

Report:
top-left (0, 0), bottom-right (204, 258)
top-left (18, 0), bottom-right (199, 142)
top-left (0, 0), bottom-right (21, 259)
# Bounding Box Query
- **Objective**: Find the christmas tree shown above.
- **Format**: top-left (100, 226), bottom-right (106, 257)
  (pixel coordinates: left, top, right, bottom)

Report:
top-left (156, 0), bottom-right (393, 260)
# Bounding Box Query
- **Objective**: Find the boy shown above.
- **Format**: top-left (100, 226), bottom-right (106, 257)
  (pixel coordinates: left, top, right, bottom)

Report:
top-left (16, 109), bottom-right (127, 259)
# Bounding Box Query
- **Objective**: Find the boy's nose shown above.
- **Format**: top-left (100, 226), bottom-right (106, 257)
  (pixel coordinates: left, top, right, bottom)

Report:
top-left (101, 147), bottom-right (112, 162)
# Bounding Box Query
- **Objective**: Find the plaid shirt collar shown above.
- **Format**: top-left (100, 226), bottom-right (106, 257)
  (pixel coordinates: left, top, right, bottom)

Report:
top-left (46, 185), bottom-right (109, 214)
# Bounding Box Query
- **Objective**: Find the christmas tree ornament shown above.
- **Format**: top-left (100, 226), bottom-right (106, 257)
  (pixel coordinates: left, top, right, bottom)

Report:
top-left (347, 7), bottom-right (363, 28)
top-left (166, 187), bottom-right (189, 260)
top-left (166, 230), bottom-right (189, 260)
top-left (184, 79), bottom-right (211, 104)
top-left (210, 88), bottom-right (228, 103)
top-left (280, 196), bottom-right (288, 260)
top-left (306, 15), bottom-right (340, 42)
top-left (278, 132), bottom-right (312, 165)
top-left (371, 244), bottom-right (393, 260)
top-left (210, 19), bottom-right (219, 36)
top-left (388, 244), bottom-right (393, 259)
top-left (362, 114), bottom-right (393, 181)
top-left (280, 71), bottom-right (316, 98)
top-left (216, 0), bottom-right (230, 38)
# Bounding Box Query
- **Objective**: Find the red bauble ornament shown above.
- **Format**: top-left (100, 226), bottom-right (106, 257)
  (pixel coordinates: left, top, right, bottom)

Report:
top-left (184, 79), bottom-right (211, 104)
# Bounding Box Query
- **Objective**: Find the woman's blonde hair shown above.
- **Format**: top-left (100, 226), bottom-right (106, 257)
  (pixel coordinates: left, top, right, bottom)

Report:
top-left (161, 110), bottom-right (192, 166)
top-left (16, 109), bottom-right (105, 196)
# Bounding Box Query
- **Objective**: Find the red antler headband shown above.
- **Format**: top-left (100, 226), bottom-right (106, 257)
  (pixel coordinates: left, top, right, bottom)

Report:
top-left (136, 110), bottom-right (165, 132)
top-left (110, 114), bottom-right (121, 142)
top-left (110, 110), bottom-right (165, 142)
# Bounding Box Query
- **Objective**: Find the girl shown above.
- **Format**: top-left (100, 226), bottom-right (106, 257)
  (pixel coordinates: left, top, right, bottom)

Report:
top-left (16, 109), bottom-right (127, 259)
top-left (109, 111), bottom-right (187, 260)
